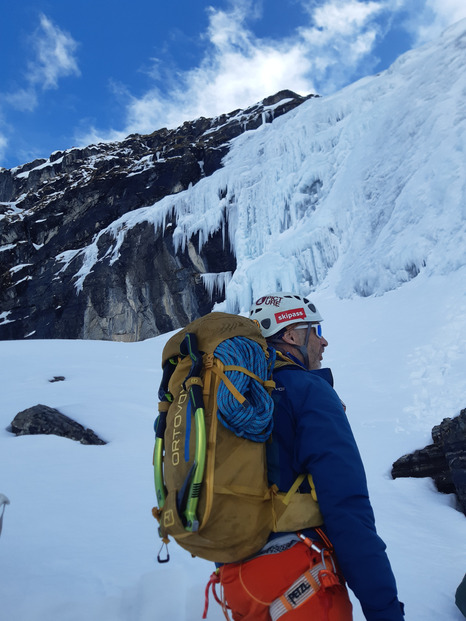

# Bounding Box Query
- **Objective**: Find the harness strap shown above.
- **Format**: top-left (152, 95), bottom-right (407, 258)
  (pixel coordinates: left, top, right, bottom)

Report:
top-left (203, 570), bottom-right (231, 620)
top-left (269, 554), bottom-right (337, 621)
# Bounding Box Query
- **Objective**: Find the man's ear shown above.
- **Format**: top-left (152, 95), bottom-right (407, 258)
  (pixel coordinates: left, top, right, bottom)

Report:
top-left (281, 330), bottom-right (296, 345)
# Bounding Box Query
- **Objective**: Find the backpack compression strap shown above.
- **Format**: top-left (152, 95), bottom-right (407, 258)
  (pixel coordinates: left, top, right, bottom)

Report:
top-left (208, 360), bottom-right (276, 405)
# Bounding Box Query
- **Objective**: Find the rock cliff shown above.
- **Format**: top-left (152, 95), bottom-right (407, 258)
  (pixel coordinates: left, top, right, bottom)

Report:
top-left (0, 90), bottom-right (313, 340)
top-left (392, 408), bottom-right (466, 516)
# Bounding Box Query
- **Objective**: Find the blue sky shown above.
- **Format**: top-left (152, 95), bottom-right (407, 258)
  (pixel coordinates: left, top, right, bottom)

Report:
top-left (1, 0), bottom-right (465, 170)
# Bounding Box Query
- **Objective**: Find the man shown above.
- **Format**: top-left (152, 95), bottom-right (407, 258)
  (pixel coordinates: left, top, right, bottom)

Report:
top-left (218, 293), bottom-right (404, 621)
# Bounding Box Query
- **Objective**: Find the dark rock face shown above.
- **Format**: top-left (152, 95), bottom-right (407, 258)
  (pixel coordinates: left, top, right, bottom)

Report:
top-left (392, 408), bottom-right (466, 515)
top-left (0, 90), bottom-right (314, 341)
top-left (9, 404), bottom-right (106, 445)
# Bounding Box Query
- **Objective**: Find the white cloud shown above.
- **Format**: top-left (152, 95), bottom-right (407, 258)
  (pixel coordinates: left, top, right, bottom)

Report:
top-left (382, 0), bottom-right (466, 44)
top-left (27, 14), bottom-right (80, 90)
top-left (77, 0), bottom-right (466, 150)
top-left (310, 0), bottom-right (383, 35)
top-left (425, 0), bottom-right (466, 27)
top-left (2, 13), bottom-right (80, 118)
top-left (0, 133), bottom-right (8, 166)
top-left (417, 0), bottom-right (466, 42)
top-left (0, 14), bottom-right (81, 166)
top-left (78, 0), bottom-right (384, 146)
top-left (3, 88), bottom-right (38, 113)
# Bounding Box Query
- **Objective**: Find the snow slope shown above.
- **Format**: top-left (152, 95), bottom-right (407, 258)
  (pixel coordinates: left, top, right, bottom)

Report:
top-left (0, 266), bottom-right (465, 620)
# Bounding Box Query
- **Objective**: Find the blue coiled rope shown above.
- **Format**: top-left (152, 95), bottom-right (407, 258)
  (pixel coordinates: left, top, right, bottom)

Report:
top-left (214, 337), bottom-right (276, 442)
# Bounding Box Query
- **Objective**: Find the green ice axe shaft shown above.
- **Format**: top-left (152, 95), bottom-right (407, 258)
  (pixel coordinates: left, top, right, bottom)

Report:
top-left (153, 420), bottom-right (166, 508)
top-left (183, 406), bottom-right (206, 531)
top-left (180, 333), bottom-right (207, 532)
top-left (154, 358), bottom-right (177, 508)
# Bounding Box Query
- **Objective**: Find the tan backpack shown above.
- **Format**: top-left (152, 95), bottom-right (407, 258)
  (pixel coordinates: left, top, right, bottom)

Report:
top-left (152, 312), bottom-right (322, 563)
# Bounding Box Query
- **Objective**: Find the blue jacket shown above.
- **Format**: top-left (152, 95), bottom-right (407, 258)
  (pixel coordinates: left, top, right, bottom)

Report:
top-left (267, 359), bottom-right (404, 621)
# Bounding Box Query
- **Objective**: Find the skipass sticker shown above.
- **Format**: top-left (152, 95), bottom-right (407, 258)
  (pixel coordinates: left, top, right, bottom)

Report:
top-left (275, 308), bottom-right (306, 323)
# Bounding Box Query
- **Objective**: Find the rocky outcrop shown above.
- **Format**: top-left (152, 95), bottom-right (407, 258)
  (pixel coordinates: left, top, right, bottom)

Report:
top-left (0, 91), bottom-right (314, 341)
top-left (9, 404), bottom-right (106, 445)
top-left (392, 408), bottom-right (466, 515)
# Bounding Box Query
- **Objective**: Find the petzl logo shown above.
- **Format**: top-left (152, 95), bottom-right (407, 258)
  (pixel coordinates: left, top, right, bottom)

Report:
top-left (275, 308), bottom-right (306, 323)
top-left (287, 580), bottom-right (311, 606)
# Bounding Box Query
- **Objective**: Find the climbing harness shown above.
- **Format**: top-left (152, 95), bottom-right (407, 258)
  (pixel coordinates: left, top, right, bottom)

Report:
top-left (269, 530), bottom-right (341, 621)
top-left (203, 529), bottom-right (347, 620)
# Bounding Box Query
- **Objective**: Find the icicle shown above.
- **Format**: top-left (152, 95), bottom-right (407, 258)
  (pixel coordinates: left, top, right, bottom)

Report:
top-left (200, 272), bottom-right (233, 299)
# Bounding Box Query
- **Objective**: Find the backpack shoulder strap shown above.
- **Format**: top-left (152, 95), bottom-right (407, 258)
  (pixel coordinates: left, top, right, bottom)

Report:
top-left (273, 350), bottom-right (302, 371)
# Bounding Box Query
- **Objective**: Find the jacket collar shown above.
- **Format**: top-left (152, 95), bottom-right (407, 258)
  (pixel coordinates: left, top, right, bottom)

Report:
top-left (284, 352), bottom-right (334, 387)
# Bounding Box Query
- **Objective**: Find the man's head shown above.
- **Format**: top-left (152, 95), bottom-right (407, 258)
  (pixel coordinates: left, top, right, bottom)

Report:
top-left (250, 292), bottom-right (327, 370)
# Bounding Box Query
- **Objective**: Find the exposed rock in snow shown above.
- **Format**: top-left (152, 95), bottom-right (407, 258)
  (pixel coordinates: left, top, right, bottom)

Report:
top-left (392, 408), bottom-right (466, 516)
top-left (9, 404), bottom-right (107, 445)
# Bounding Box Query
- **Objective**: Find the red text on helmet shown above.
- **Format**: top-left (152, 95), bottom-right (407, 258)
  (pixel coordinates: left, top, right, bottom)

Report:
top-left (275, 308), bottom-right (306, 323)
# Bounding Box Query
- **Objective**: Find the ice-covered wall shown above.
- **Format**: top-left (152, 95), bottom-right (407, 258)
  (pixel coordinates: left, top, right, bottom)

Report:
top-left (65, 20), bottom-right (466, 313)
top-left (201, 272), bottom-right (233, 299)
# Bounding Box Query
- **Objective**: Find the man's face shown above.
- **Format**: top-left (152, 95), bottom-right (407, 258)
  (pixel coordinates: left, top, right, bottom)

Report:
top-left (286, 323), bottom-right (328, 370)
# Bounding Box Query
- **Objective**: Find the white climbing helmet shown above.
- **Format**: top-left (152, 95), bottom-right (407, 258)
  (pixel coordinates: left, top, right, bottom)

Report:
top-left (250, 292), bottom-right (323, 339)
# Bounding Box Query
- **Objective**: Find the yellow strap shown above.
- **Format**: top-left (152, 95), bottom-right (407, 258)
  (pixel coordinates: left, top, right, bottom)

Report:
top-left (223, 364), bottom-right (264, 384)
top-left (282, 474), bottom-right (306, 505)
top-left (203, 369), bottom-right (212, 397)
top-left (158, 401), bottom-right (171, 412)
top-left (185, 376), bottom-right (203, 390)
top-left (211, 362), bottom-right (276, 401)
top-left (152, 507), bottom-right (162, 521)
top-left (280, 473), bottom-right (318, 506)
top-left (308, 474), bottom-right (318, 502)
top-left (210, 364), bottom-right (247, 405)
top-left (203, 353), bottom-right (215, 368)
top-left (273, 351), bottom-right (299, 368)
top-left (223, 365), bottom-right (276, 393)
top-left (263, 379), bottom-right (276, 394)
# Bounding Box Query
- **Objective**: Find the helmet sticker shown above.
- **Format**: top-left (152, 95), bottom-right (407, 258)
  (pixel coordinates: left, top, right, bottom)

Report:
top-left (255, 295), bottom-right (283, 307)
top-left (275, 308), bottom-right (306, 323)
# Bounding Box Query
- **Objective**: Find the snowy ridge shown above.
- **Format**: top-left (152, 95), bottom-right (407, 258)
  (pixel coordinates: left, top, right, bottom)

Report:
top-left (57, 19), bottom-right (466, 310)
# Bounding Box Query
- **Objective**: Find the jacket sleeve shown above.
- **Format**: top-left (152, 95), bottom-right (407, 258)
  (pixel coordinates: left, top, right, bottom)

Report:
top-left (288, 370), bottom-right (404, 621)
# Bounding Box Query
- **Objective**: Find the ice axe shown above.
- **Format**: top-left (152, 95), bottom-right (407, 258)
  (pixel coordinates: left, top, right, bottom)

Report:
top-left (0, 494), bottom-right (10, 538)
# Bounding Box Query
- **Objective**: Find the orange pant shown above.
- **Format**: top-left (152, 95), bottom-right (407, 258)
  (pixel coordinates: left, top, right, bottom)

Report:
top-left (217, 541), bottom-right (353, 621)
